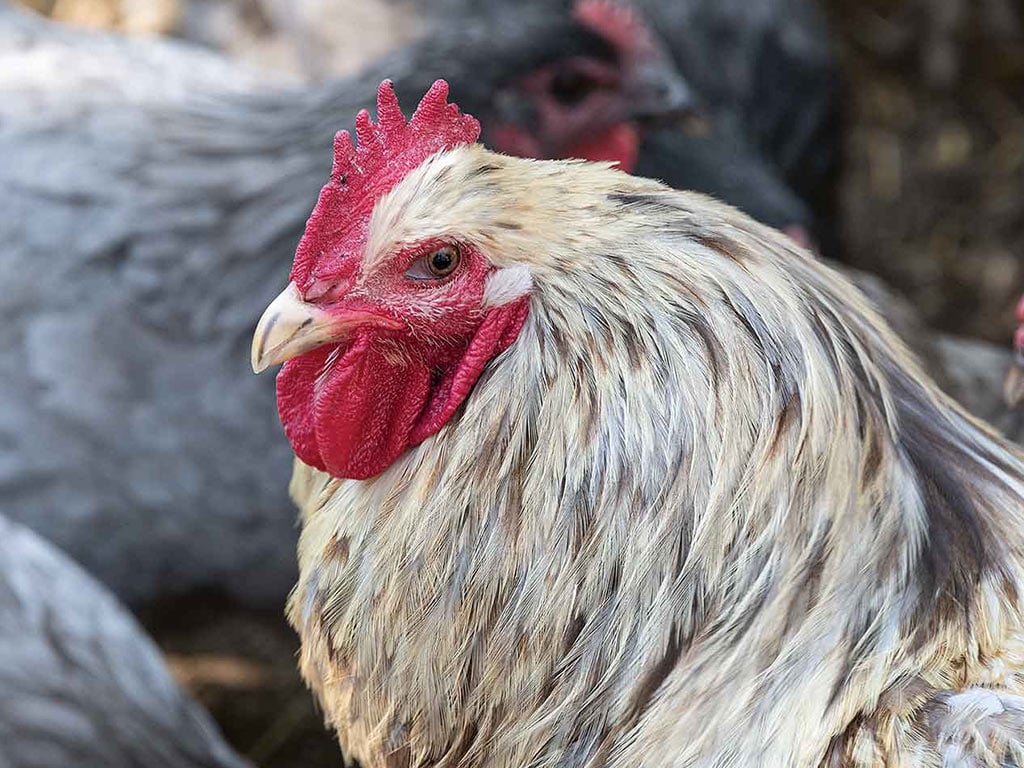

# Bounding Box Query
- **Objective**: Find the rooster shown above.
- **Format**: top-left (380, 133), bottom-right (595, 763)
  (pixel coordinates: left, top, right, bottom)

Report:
top-left (0, 0), bottom-right (688, 607)
top-left (253, 81), bottom-right (1024, 767)
top-left (0, 513), bottom-right (250, 768)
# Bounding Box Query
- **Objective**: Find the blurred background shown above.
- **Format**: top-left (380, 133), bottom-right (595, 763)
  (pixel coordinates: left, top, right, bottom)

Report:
top-left (3, 0), bottom-right (1022, 766)
top-left (14, 0), bottom-right (1022, 342)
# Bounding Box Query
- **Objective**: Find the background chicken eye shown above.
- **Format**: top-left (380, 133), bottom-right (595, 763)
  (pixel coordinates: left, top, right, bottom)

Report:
top-left (406, 245), bottom-right (461, 281)
top-left (550, 69), bottom-right (594, 105)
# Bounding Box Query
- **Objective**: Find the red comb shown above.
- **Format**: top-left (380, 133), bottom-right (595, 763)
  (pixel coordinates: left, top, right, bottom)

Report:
top-left (573, 0), bottom-right (651, 54)
top-left (329, 79), bottom-right (480, 187)
top-left (290, 80), bottom-right (480, 287)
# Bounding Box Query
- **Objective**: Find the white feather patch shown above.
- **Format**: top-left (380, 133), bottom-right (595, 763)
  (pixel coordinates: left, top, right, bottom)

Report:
top-left (483, 265), bottom-right (533, 307)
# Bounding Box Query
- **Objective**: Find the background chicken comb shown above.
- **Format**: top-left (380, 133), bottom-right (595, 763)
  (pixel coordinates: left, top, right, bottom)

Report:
top-left (290, 80), bottom-right (481, 287)
top-left (573, 0), bottom-right (651, 54)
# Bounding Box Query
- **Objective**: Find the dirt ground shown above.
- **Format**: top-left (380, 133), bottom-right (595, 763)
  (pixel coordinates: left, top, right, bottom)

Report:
top-left (823, 0), bottom-right (1022, 344)
top-left (140, 596), bottom-right (343, 767)
top-left (11, 0), bottom-right (1024, 766)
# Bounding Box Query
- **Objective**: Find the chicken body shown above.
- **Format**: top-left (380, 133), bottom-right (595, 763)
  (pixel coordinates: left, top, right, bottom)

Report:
top-left (261, 107), bottom-right (1024, 765)
top-left (0, 2), bottom-right (685, 607)
top-left (0, 513), bottom-right (249, 768)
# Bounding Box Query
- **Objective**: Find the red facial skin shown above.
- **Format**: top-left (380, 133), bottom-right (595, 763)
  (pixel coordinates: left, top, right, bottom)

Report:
top-left (278, 245), bottom-right (528, 480)
top-left (275, 81), bottom-right (530, 480)
top-left (485, 0), bottom-right (666, 172)
top-left (488, 56), bottom-right (641, 171)
top-left (564, 122), bottom-right (639, 171)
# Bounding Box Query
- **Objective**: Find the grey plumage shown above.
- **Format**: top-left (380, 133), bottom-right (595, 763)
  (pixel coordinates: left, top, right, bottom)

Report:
top-left (0, 513), bottom-right (250, 768)
top-left (0, 3), bottom-right (635, 607)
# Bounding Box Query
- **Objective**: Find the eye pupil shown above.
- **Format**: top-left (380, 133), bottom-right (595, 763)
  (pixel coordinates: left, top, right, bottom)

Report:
top-left (550, 70), bottom-right (592, 105)
top-left (428, 246), bottom-right (459, 277)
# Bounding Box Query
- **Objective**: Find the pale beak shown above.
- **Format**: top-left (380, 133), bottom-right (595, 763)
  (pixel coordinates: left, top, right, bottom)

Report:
top-left (251, 283), bottom-right (342, 374)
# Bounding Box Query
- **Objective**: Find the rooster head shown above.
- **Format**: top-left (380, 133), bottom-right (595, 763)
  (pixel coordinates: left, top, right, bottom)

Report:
top-left (486, 0), bottom-right (693, 172)
top-left (252, 81), bottom-right (531, 480)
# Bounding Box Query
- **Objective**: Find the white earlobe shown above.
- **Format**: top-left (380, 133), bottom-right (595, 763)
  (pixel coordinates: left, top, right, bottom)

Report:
top-left (483, 265), bottom-right (533, 307)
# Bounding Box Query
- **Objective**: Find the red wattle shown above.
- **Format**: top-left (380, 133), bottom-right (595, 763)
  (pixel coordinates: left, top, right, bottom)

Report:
top-left (276, 345), bottom-right (330, 470)
top-left (314, 335), bottom-right (431, 479)
top-left (277, 297), bottom-right (530, 480)
top-left (564, 122), bottom-right (639, 172)
top-left (487, 125), bottom-right (543, 161)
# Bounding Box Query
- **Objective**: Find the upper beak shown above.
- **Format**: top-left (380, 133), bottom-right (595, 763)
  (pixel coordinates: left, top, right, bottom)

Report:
top-left (251, 283), bottom-right (340, 373)
top-left (251, 282), bottom-right (405, 373)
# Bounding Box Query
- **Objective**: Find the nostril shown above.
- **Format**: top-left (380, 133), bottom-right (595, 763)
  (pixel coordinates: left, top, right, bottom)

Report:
top-left (650, 81), bottom-right (669, 98)
top-left (649, 78), bottom-right (695, 116)
top-left (303, 278), bottom-right (352, 303)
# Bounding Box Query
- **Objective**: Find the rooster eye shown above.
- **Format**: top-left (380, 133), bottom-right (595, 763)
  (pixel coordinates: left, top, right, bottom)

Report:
top-left (406, 245), bottom-right (461, 281)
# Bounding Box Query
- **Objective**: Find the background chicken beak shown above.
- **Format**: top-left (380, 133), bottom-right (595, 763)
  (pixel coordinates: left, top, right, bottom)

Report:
top-left (626, 46), bottom-right (698, 123)
top-left (251, 283), bottom-right (339, 373)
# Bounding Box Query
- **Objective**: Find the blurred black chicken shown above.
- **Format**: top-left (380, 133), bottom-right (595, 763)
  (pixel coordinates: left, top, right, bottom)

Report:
top-left (0, 1), bottom-right (691, 607)
top-left (634, 0), bottom-right (840, 234)
top-left (417, 0), bottom-right (840, 246)
top-left (567, 0), bottom-right (1023, 440)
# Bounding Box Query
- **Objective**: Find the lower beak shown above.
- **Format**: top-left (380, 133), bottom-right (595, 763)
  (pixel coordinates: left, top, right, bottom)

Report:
top-left (251, 283), bottom-right (342, 374)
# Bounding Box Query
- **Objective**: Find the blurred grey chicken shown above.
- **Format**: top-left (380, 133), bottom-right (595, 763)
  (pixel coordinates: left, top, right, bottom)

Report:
top-left (0, 1), bottom-right (691, 607)
top-left (0, 513), bottom-right (250, 768)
